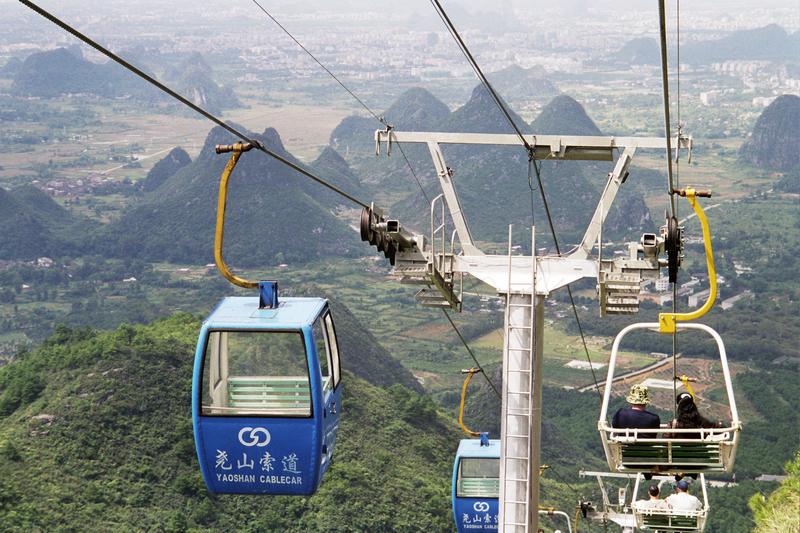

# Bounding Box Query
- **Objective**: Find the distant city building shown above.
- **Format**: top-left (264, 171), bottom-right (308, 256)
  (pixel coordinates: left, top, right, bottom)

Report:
top-left (688, 288), bottom-right (711, 307)
top-left (565, 360), bottom-right (606, 370)
top-left (655, 276), bottom-right (670, 292)
top-left (721, 290), bottom-right (753, 310)
top-left (755, 474), bottom-right (788, 483)
top-left (700, 91), bottom-right (719, 106)
top-left (35, 257), bottom-right (54, 268)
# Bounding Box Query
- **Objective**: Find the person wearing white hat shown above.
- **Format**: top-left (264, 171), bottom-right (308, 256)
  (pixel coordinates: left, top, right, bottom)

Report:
top-left (666, 479), bottom-right (702, 511)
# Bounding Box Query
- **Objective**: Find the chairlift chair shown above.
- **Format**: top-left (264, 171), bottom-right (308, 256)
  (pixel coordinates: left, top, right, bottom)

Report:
top-left (598, 323), bottom-right (741, 475)
top-left (631, 473), bottom-right (709, 532)
top-left (599, 188), bottom-right (741, 475)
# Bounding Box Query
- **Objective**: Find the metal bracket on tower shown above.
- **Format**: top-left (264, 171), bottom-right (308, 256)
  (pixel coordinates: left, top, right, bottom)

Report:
top-left (578, 471), bottom-right (638, 533)
top-left (425, 142), bottom-right (483, 257)
top-left (675, 125), bottom-right (693, 164)
top-left (572, 146), bottom-right (637, 261)
top-left (597, 232), bottom-right (665, 315)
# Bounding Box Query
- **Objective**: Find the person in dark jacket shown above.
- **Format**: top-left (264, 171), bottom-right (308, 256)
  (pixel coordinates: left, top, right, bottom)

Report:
top-left (612, 383), bottom-right (661, 438)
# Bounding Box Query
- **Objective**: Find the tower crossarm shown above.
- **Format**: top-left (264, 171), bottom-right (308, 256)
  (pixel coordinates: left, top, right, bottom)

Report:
top-left (452, 254), bottom-right (596, 295)
top-left (376, 130), bottom-right (677, 161)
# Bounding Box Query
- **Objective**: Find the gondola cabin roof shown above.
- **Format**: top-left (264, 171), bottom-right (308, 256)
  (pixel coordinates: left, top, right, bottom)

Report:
top-left (456, 438), bottom-right (501, 459)
top-left (203, 296), bottom-right (328, 329)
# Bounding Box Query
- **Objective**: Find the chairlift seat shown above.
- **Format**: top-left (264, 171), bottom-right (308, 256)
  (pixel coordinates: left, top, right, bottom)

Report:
top-left (619, 442), bottom-right (724, 472)
top-left (598, 322), bottom-right (741, 474)
top-left (638, 511), bottom-right (701, 531)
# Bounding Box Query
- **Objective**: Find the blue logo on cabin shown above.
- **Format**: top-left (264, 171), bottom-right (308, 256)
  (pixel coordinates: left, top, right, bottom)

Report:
top-left (197, 418), bottom-right (318, 494)
top-left (453, 498), bottom-right (499, 531)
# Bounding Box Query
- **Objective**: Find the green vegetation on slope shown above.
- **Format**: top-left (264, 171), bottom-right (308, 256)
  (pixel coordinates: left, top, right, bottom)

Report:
top-left (0, 316), bottom-right (458, 532)
top-left (95, 125), bottom-right (362, 267)
top-left (749, 453), bottom-right (800, 533)
top-left (739, 94), bottom-right (800, 171)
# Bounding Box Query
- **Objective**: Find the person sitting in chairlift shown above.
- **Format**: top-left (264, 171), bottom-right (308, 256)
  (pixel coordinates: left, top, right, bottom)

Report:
top-left (666, 392), bottom-right (723, 440)
top-left (665, 479), bottom-right (703, 511)
top-left (612, 383), bottom-right (661, 438)
top-left (636, 484), bottom-right (670, 510)
top-left (612, 383), bottom-right (662, 479)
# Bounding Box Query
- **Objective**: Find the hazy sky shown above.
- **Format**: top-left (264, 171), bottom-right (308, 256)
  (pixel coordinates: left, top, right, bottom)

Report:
top-left (1, 0), bottom-right (798, 31)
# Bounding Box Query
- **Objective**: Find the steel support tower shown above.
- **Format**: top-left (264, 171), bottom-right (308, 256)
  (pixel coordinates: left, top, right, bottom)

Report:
top-left (375, 130), bottom-right (685, 532)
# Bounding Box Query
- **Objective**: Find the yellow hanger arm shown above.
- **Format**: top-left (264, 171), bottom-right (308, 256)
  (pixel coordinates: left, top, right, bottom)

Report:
top-left (659, 188), bottom-right (716, 333)
top-left (214, 142), bottom-right (258, 289)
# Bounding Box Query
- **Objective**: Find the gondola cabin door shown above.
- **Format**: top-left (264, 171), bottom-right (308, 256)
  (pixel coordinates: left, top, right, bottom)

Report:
top-left (192, 297), bottom-right (341, 495)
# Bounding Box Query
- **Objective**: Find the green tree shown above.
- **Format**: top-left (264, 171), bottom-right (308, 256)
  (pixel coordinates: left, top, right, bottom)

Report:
top-left (749, 452), bottom-right (800, 533)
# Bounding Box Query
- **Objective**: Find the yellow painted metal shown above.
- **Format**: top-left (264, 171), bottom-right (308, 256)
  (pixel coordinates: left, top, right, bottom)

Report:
top-left (659, 188), bottom-right (717, 333)
top-left (679, 374), bottom-right (697, 399)
top-left (458, 368), bottom-right (481, 437)
top-left (214, 142), bottom-right (258, 289)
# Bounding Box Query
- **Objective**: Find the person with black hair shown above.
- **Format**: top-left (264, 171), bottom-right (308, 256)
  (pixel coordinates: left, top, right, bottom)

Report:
top-left (666, 392), bottom-right (722, 439)
top-left (667, 392), bottom-right (724, 482)
top-left (635, 484), bottom-right (670, 510)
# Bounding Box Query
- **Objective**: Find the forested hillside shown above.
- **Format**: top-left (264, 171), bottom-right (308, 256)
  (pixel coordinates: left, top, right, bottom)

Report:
top-left (0, 184), bottom-right (94, 260)
top-left (0, 315), bottom-right (456, 531)
top-left (739, 94), bottom-right (800, 171)
top-left (93, 125), bottom-right (363, 267)
top-left (749, 453), bottom-right (800, 532)
top-left (11, 47), bottom-right (163, 100)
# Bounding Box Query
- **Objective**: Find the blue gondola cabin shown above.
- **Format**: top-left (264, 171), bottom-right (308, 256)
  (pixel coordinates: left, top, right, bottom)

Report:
top-left (453, 439), bottom-right (501, 532)
top-left (192, 295), bottom-right (342, 495)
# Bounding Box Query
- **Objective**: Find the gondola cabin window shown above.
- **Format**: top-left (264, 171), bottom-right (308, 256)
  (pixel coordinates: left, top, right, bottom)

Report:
top-left (312, 318), bottom-right (331, 392)
top-left (201, 330), bottom-right (312, 417)
top-left (457, 457), bottom-right (500, 498)
top-left (324, 312), bottom-right (341, 389)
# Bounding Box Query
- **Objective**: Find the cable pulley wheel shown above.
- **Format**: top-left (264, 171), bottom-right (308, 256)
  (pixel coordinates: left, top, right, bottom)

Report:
top-left (369, 213), bottom-right (380, 246)
top-left (359, 208), bottom-right (373, 242)
top-left (665, 215), bottom-right (680, 283)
